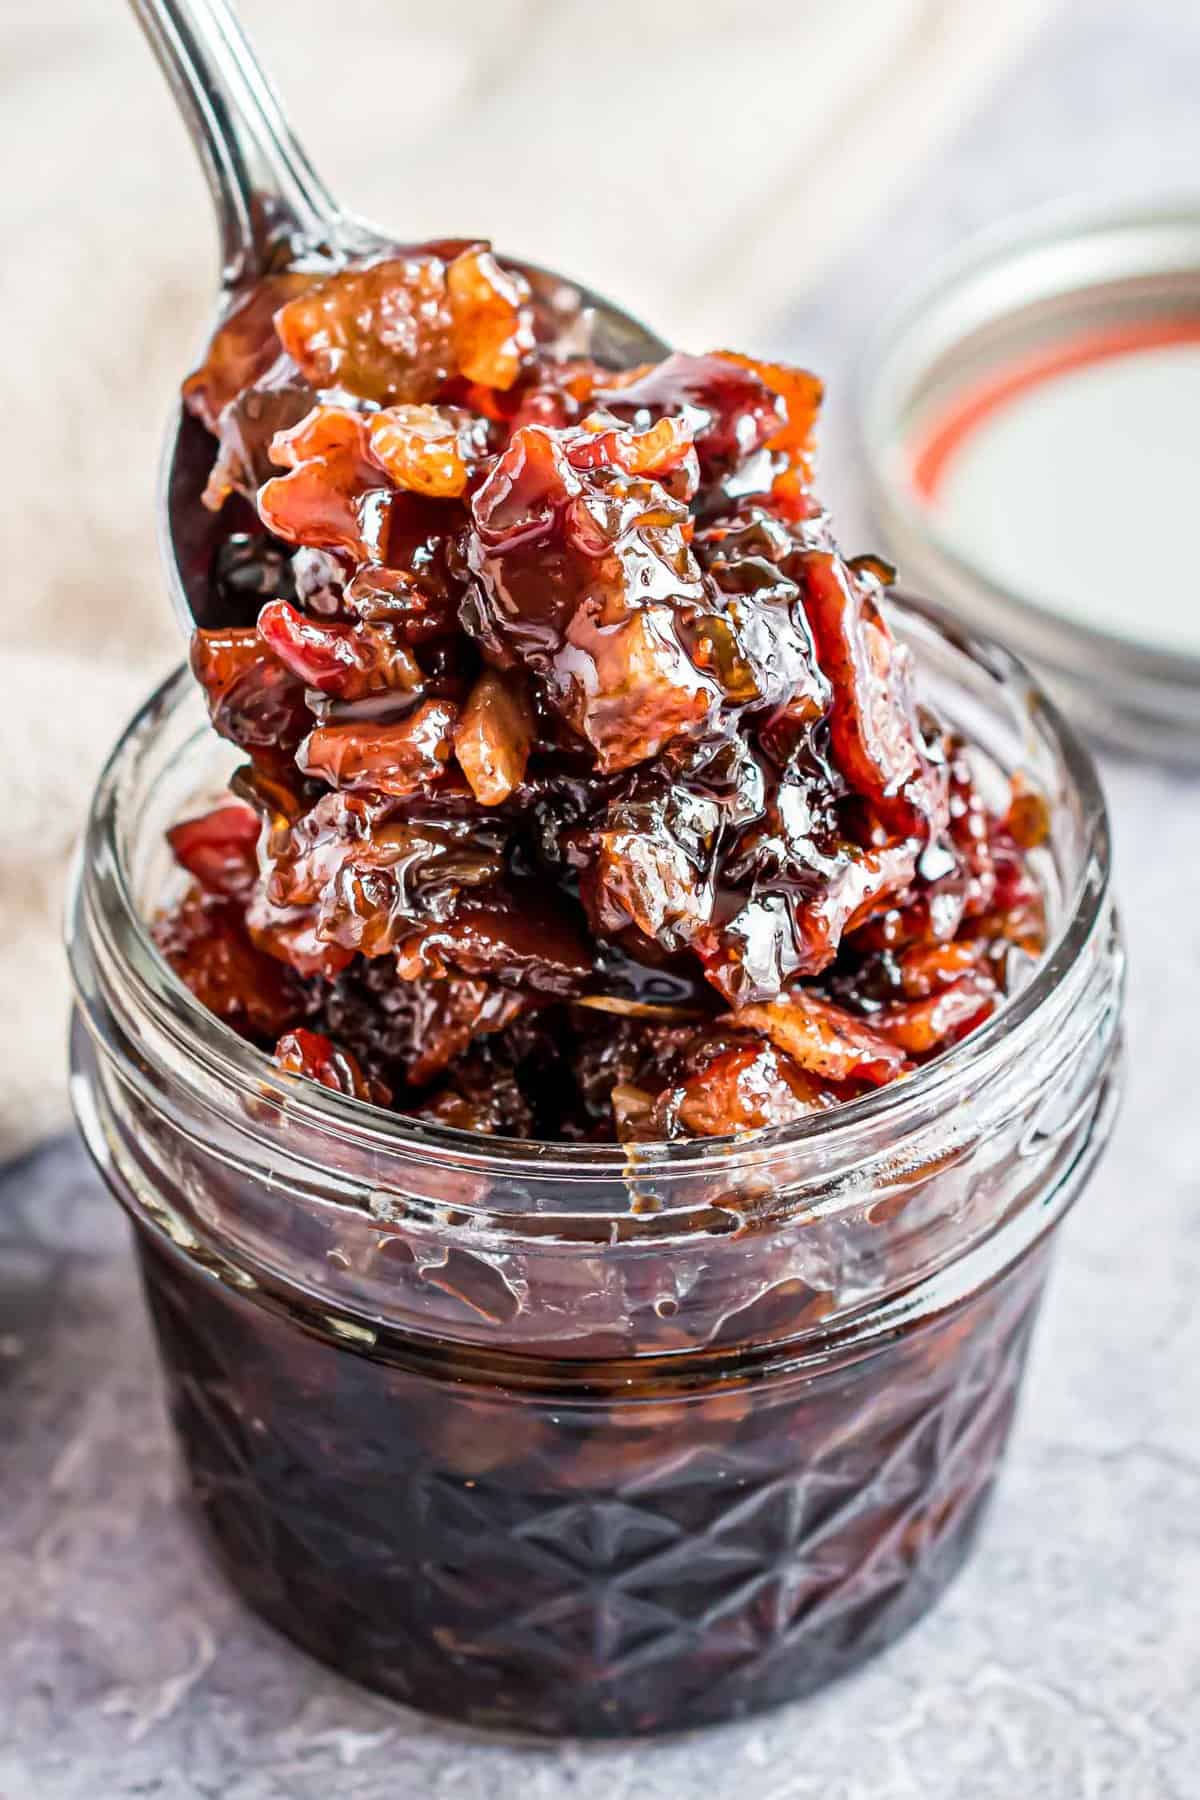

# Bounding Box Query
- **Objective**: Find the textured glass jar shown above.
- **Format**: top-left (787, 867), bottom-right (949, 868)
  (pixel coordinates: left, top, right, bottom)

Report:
top-left (67, 597), bottom-right (1124, 1737)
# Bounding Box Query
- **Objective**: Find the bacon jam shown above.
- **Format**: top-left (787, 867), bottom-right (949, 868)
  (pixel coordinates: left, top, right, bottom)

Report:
top-left (158, 240), bottom-right (1048, 1141)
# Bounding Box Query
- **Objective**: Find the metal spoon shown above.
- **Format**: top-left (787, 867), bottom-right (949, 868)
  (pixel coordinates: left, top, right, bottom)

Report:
top-left (129, 0), bottom-right (670, 633)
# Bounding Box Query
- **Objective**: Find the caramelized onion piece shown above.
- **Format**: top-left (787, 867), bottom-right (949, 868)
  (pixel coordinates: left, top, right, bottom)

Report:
top-left (367, 405), bottom-right (476, 499)
top-left (572, 995), bottom-right (707, 1021)
top-left (259, 406), bottom-right (392, 560)
top-left (453, 669), bottom-right (535, 805)
top-left (274, 254), bottom-right (457, 404)
top-left (446, 248), bottom-right (534, 390)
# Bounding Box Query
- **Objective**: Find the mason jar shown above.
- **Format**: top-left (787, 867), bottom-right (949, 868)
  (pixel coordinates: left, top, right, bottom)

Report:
top-left (66, 595), bottom-right (1124, 1737)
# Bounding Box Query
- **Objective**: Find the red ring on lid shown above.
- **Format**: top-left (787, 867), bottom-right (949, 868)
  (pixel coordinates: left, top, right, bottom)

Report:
top-left (909, 314), bottom-right (1200, 502)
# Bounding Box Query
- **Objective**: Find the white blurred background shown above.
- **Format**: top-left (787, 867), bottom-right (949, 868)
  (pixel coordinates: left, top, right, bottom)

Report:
top-left (8, 0), bottom-right (1160, 1159)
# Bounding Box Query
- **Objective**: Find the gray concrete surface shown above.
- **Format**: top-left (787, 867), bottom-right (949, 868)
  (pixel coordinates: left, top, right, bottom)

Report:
top-left (3, 0), bottom-right (1198, 1793)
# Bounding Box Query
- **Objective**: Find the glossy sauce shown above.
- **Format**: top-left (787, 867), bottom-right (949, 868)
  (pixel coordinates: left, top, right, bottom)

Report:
top-left (159, 239), bottom-right (1048, 1141)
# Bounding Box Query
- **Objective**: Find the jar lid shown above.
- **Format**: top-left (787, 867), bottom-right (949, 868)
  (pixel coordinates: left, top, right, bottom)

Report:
top-left (859, 200), bottom-right (1200, 761)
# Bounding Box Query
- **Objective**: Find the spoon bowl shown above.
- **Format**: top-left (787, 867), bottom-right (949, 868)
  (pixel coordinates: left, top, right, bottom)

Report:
top-left (131, 0), bottom-right (670, 634)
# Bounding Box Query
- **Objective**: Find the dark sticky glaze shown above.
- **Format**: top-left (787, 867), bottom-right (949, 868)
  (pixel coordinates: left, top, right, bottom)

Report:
top-left (159, 240), bottom-right (1047, 1141)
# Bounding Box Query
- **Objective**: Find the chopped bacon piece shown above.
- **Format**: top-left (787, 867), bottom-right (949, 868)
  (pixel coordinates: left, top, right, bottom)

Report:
top-left (800, 551), bottom-right (946, 837)
top-left (274, 1027), bottom-right (391, 1104)
top-left (730, 988), bottom-right (910, 1086)
top-left (257, 601), bottom-right (421, 698)
top-left (190, 627), bottom-right (309, 759)
top-left (868, 971), bottom-right (998, 1055)
top-left (673, 1040), bottom-right (836, 1137)
top-left (155, 885), bottom-right (305, 1042)
top-left (167, 803), bottom-right (260, 899)
top-left (297, 700), bottom-right (459, 797)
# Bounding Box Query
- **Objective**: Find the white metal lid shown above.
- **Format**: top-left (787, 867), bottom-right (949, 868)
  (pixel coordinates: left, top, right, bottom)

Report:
top-left (859, 201), bottom-right (1200, 761)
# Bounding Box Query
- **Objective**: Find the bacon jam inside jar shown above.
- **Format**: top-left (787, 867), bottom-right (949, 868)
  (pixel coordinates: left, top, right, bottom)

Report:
top-left (67, 242), bottom-right (1124, 1734)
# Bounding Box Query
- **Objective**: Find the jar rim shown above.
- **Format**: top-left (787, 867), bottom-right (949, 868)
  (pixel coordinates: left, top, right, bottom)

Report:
top-left (68, 589), bottom-right (1112, 1185)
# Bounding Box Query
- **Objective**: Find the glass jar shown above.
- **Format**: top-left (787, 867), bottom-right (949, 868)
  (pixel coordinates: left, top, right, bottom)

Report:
top-left (66, 595), bottom-right (1124, 1737)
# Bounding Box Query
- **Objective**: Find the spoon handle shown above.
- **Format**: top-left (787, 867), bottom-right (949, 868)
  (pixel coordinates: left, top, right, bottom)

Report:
top-left (129, 0), bottom-right (339, 284)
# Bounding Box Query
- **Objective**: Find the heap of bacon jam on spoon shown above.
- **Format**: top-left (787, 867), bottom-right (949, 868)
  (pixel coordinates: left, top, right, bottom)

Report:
top-left (157, 240), bottom-right (1048, 1143)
